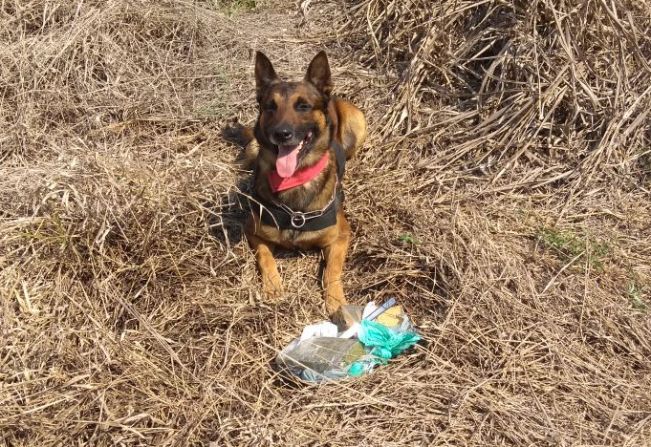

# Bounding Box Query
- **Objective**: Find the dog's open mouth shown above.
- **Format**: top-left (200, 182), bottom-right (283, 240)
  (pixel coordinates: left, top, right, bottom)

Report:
top-left (276, 131), bottom-right (313, 178)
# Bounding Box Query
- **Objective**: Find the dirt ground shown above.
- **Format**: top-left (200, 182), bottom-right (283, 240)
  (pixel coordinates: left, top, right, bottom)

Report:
top-left (1, 1), bottom-right (650, 446)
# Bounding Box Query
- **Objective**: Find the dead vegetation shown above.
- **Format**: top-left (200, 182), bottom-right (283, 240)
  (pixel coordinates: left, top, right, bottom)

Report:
top-left (1, 0), bottom-right (650, 445)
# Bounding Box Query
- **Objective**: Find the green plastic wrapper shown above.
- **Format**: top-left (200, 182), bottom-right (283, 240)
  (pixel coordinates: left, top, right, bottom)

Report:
top-left (357, 319), bottom-right (421, 360)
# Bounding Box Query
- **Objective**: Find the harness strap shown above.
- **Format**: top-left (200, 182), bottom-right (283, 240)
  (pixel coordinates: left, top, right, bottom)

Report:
top-left (251, 189), bottom-right (340, 231)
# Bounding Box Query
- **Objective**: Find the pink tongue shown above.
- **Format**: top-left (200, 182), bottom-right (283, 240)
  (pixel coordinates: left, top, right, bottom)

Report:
top-left (276, 141), bottom-right (303, 178)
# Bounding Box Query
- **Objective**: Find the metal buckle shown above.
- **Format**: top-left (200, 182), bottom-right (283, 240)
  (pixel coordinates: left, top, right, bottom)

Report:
top-left (290, 213), bottom-right (306, 229)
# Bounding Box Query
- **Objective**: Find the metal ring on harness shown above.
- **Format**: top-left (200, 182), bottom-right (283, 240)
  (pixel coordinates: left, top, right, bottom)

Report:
top-left (290, 213), bottom-right (307, 229)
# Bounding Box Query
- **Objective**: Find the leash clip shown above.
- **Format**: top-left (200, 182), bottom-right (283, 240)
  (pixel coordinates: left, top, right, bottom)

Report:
top-left (290, 212), bottom-right (307, 229)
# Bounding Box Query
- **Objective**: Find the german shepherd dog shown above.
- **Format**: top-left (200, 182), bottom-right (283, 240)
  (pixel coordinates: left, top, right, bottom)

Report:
top-left (234, 51), bottom-right (366, 314)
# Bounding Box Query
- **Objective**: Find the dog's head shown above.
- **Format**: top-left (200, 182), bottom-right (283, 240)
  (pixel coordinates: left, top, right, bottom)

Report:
top-left (253, 51), bottom-right (333, 178)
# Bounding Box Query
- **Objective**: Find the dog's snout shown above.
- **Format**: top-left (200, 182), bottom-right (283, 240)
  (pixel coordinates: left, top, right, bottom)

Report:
top-left (273, 127), bottom-right (294, 143)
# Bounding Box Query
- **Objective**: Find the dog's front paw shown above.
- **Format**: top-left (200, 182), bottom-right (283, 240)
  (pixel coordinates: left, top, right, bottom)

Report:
top-left (262, 273), bottom-right (284, 300)
top-left (324, 285), bottom-right (347, 315)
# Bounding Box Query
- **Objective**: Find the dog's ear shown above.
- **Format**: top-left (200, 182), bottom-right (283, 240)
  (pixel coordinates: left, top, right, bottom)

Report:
top-left (305, 51), bottom-right (332, 98)
top-left (255, 51), bottom-right (279, 97)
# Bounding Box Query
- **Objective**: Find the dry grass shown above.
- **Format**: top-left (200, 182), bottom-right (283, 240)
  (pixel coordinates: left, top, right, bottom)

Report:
top-left (1, 0), bottom-right (650, 445)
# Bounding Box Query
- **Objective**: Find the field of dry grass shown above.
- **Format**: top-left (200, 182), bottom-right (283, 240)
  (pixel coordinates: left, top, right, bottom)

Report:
top-left (1, 0), bottom-right (650, 445)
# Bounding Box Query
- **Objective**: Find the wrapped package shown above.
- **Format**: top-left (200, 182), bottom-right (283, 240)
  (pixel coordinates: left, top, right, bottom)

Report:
top-left (274, 298), bottom-right (420, 382)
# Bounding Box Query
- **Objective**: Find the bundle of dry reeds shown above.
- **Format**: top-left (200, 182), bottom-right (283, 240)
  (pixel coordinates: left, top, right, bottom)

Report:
top-left (345, 0), bottom-right (650, 187)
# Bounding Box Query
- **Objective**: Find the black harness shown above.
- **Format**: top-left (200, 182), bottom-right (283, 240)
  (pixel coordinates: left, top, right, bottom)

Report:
top-left (250, 140), bottom-right (346, 232)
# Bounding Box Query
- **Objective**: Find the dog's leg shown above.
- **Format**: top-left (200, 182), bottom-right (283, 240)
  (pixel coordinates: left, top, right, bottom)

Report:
top-left (243, 137), bottom-right (259, 168)
top-left (246, 228), bottom-right (283, 299)
top-left (322, 216), bottom-right (351, 314)
top-left (222, 124), bottom-right (259, 169)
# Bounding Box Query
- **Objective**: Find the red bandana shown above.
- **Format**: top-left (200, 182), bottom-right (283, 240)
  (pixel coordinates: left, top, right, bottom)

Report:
top-left (267, 152), bottom-right (330, 193)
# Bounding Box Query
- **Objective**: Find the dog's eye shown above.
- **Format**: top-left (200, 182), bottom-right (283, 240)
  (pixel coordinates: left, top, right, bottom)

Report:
top-left (295, 102), bottom-right (312, 112)
top-left (264, 101), bottom-right (277, 112)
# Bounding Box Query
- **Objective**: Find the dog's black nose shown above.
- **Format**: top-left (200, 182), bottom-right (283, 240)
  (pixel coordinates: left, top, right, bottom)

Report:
top-left (273, 128), bottom-right (293, 142)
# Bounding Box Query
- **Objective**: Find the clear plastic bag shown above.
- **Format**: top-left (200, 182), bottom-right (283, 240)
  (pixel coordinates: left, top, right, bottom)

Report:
top-left (276, 337), bottom-right (366, 382)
